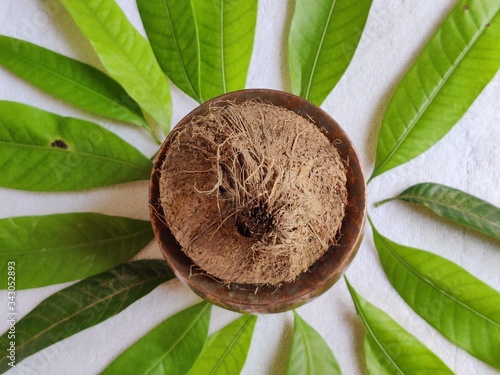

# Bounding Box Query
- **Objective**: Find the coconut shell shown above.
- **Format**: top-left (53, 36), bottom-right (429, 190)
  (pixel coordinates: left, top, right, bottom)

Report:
top-left (159, 100), bottom-right (347, 286)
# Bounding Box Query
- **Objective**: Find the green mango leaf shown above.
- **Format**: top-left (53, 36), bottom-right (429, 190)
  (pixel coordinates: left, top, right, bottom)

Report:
top-left (345, 277), bottom-right (453, 375)
top-left (377, 183), bottom-right (500, 240)
top-left (370, 0), bottom-right (500, 180)
top-left (288, 0), bottom-right (372, 106)
top-left (370, 218), bottom-right (500, 369)
top-left (102, 302), bottom-right (211, 375)
top-left (188, 314), bottom-right (257, 375)
top-left (286, 311), bottom-right (341, 375)
top-left (136, 0), bottom-right (202, 103)
top-left (192, 0), bottom-right (258, 102)
top-left (60, 0), bottom-right (172, 135)
top-left (0, 260), bottom-right (175, 372)
top-left (0, 101), bottom-right (151, 191)
top-left (0, 213), bottom-right (154, 289)
top-left (0, 35), bottom-right (147, 129)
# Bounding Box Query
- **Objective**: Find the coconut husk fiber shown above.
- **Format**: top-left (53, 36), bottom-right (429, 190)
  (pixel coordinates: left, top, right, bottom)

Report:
top-left (159, 100), bottom-right (347, 286)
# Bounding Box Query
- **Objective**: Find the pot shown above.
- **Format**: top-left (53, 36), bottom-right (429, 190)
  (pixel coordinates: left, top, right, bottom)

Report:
top-left (149, 89), bottom-right (366, 313)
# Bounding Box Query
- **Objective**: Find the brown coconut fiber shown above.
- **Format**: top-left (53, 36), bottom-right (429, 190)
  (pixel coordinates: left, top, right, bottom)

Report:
top-left (159, 100), bottom-right (347, 286)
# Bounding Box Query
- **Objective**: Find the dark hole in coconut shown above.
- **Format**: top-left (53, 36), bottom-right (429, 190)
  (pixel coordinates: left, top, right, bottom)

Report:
top-left (235, 202), bottom-right (273, 239)
top-left (237, 223), bottom-right (253, 237)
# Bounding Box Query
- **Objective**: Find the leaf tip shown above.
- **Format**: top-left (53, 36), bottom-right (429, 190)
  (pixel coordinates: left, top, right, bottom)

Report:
top-left (366, 214), bottom-right (374, 230)
top-left (343, 276), bottom-right (354, 295)
top-left (344, 277), bottom-right (362, 314)
top-left (367, 170), bottom-right (379, 184)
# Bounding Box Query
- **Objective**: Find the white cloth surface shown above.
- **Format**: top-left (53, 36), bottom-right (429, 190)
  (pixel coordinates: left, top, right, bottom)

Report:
top-left (0, 0), bottom-right (499, 374)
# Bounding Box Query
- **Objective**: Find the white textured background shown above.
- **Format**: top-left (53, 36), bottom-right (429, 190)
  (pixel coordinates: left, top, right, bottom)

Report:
top-left (0, 1), bottom-right (499, 374)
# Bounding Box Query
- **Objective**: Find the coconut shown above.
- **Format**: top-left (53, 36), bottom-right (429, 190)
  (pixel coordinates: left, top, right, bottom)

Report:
top-left (159, 100), bottom-right (347, 286)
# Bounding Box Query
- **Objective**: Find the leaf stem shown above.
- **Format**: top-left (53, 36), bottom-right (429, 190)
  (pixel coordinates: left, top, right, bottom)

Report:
top-left (374, 198), bottom-right (396, 207)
